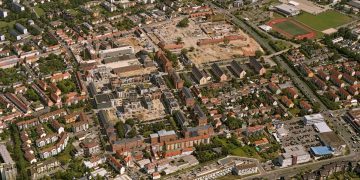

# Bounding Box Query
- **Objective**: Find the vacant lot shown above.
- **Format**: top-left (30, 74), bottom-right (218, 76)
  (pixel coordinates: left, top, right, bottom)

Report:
top-left (293, 10), bottom-right (353, 31)
top-left (274, 21), bottom-right (310, 36)
top-left (149, 18), bottom-right (261, 64)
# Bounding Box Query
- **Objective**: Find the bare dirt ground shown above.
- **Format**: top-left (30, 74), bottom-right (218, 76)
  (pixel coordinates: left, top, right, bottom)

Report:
top-left (116, 36), bottom-right (145, 52)
top-left (150, 18), bottom-right (262, 65)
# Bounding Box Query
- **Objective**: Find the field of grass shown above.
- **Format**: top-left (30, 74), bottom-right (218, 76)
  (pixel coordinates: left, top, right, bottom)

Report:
top-left (274, 21), bottom-right (310, 36)
top-left (34, 6), bottom-right (45, 16)
top-left (293, 10), bottom-right (353, 31)
top-left (0, 18), bottom-right (27, 29)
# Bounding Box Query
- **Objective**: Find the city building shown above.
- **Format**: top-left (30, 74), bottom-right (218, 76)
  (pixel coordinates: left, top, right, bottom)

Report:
top-left (232, 163), bottom-right (258, 176)
top-left (0, 144), bottom-right (17, 180)
top-left (310, 146), bottom-right (334, 159)
top-left (279, 145), bottom-right (311, 167)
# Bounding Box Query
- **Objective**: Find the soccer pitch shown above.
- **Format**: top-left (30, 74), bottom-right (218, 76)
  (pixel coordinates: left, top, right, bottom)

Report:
top-left (293, 10), bottom-right (353, 31)
top-left (274, 21), bottom-right (310, 36)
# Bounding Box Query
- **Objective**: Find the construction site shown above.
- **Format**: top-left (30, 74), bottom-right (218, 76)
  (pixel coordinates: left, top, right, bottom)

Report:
top-left (146, 17), bottom-right (262, 64)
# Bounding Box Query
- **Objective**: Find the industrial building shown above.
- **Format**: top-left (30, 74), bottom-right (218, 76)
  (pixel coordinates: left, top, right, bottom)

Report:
top-left (274, 4), bottom-right (300, 16)
top-left (278, 145), bottom-right (311, 167)
top-left (310, 146), bottom-right (334, 159)
top-left (345, 108), bottom-right (360, 133)
top-left (313, 122), bottom-right (332, 133)
top-left (303, 113), bottom-right (324, 125)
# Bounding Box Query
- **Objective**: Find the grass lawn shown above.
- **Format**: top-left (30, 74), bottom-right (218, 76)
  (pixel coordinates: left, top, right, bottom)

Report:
top-left (274, 21), bottom-right (309, 36)
top-left (293, 10), bottom-right (353, 31)
top-left (34, 6), bottom-right (45, 16)
top-left (272, 12), bottom-right (285, 19)
top-left (0, 18), bottom-right (27, 29)
top-left (68, 9), bottom-right (80, 16)
top-left (215, 137), bottom-right (262, 160)
top-left (0, 68), bottom-right (25, 85)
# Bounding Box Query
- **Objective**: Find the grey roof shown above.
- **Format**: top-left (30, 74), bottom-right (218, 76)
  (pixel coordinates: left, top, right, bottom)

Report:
top-left (15, 23), bottom-right (27, 31)
top-left (103, 54), bottom-right (137, 64)
top-left (186, 124), bottom-right (212, 133)
top-left (192, 66), bottom-right (205, 81)
top-left (175, 111), bottom-right (189, 127)
top-left (95, 94), bottom-right (112, 104)
top-left (275, 4), bottom-right (300, 13)
top-left (230, 60), bottom-right (244, 76)
top-left (0, 144), bottom-right (15, 164)
top-left (347, 0), bottom-right (360, 8)
top-left (193, 104), bottom-right (206, 119)
top-left (182, 87), bottom-right (193, 99)
top-left (211, 63), bottom-right (225, 78)
top-left (157, 129), bottom-right (176, 137)
top-left (149, 133), bottom-right (159, 139)
top-left (249, 59), bottom-right (264, 72)
top-left (282, 145), bottom-right (309, 158)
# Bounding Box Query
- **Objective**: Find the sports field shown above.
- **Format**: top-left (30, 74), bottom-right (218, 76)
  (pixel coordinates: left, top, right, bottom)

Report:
top-left (267, 18), bottom-right (316, 39)
top-left (274, 21), bottom-right (310, 36)
top-left (293, 10), bottom-right (353, 31)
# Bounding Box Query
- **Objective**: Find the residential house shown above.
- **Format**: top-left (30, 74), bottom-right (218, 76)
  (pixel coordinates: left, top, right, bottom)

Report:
top-left (343, 73), bottom-right (357, 85)
top-left (192, 66), bottom-right (207, 85)
top-left (249, 59), bottom-right (266, 75)
top-left (281, 96), bottom-right (294, 108)
top-left (339, 88), bottom-right (351, 100)
top-left (299, 64), bottom-right (314, 77)
top-left (107, 155), bottom-right (125, 174)
top-left (300, 101), bottom-right (312, 113)
top-left (230, 60), bottom-right (246, 79)
top-left (180, 87), bottom-right (195, 107)
top-left (317, 70), bottom-right (329, 81)
top-left (285, 87), bottom-right (298, 99)
top-left (330, 75), bottom-right (345, 88)
top-left (211, 63), bottom-right (227, 82)
top-left (268, 82), bottom-right (281, 94)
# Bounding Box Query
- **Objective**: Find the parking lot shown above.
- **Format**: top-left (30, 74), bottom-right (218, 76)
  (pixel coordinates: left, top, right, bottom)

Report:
top-left (281, 119), bottom-right (322, 149)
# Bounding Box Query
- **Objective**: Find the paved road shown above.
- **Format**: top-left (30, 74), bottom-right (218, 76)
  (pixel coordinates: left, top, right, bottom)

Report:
top-left (208, 1), bottom-right (327, 111)
top-left (242, 152), bottom-right (360, 180)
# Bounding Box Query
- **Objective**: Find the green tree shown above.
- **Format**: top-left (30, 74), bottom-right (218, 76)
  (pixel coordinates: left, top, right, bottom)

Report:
top-left (115, 121), bottom-right (126, 138)
top-left (181, 48), bottom-right (188, 55)
top-left (25, 89), bottom-right (39, 101)
top-left (177, 18), bottom-right (189, 28)
top-left (255, 50), bottom-right (263, 58)
top-left (176, 37), bottom-right (183, 44)
top-left (125, 119), bottom-right (136, 127)
top-left (223, 37), bottom-right (230, 45)
top-left (127, 128), bottom-right (137, 138)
